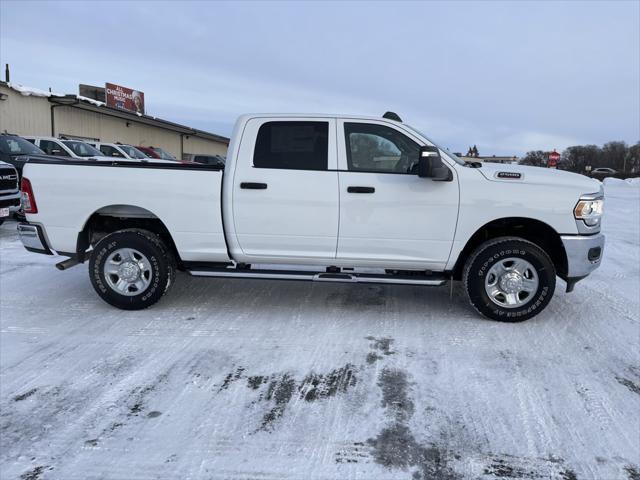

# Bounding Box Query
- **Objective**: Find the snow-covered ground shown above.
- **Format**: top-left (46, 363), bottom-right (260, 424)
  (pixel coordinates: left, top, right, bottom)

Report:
top-left (1, 182), bottom-right (638, 480)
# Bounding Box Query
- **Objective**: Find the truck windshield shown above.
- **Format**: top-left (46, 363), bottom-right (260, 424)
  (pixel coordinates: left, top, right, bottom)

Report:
top-left (120, 145), bottom-right (148, 159)
top-left (62, 141), bottom-right (103, 157)
top-left (0, 136), bottom-right (44, 155)
top-left (403, 125), bottom-right (466, 165)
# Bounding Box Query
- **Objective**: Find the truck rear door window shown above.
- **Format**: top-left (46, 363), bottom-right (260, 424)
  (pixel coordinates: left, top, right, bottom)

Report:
top-left (253, 121), bottom-right (328, 171)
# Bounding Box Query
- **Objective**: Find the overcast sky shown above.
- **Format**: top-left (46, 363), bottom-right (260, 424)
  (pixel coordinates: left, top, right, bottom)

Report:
top-left (1, 1), bottom-right (638, 155)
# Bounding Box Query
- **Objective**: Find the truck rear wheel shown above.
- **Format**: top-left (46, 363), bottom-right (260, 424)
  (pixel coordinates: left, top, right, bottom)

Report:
top-left (462, 237), bottom-right (556, 322)
top-left (89, 229), bottom-right (175, 310)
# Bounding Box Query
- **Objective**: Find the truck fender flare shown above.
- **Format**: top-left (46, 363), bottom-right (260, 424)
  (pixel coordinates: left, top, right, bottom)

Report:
top-left (450, 216), bottom-right (568, 280)
top-left (76, 204), bottom-right (176, 262)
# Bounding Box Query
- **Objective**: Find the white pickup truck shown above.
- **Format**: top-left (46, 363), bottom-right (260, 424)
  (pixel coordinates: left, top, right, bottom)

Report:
top-left (17, 113), bottom-right (605, 321)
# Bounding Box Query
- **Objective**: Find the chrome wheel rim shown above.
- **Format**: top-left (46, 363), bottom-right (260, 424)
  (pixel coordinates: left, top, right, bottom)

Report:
top-left (484, 257), bottom-right (539, 309)
top-left (104, 248), bottom-right (152, 296)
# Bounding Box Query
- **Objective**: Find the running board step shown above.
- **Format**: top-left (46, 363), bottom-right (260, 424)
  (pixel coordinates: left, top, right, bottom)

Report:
top-left (187, 268), bottom-right (447, 286)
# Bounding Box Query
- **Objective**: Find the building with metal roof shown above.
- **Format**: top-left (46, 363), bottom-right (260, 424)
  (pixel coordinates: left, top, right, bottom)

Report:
top-left (0, 81), bottom-right (229, 159)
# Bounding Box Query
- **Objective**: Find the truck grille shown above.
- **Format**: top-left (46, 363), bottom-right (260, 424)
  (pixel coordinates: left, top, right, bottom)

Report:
top-left (0, 168), bottom-right (19, 192)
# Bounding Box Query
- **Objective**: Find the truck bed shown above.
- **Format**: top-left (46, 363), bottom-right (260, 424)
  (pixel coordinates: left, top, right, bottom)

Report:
top-left (22, 158), bottom-right (231, 263)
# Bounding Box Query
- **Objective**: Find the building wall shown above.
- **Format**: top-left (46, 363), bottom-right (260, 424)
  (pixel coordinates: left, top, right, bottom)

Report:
top-left (183, 135), bottom-right (227, 157)
top-left (0, 83), bottom-right (228, 158)
top-left (0, 84), bottom-right (52, 135)
top-left (54, 106), bottom-right (184, 156)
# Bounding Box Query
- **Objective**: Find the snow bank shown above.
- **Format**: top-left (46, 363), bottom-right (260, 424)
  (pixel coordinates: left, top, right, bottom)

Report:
top-left (76, 95), bottom-right (105, 107)
top-left (603, 177), bottom-right (640, 187)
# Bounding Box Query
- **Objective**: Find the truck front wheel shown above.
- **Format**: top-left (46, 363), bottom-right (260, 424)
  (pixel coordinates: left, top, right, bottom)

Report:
top-left (89, 229), bottom-right (175, 310)
top-left (462, 237), bottom-right (556, 322)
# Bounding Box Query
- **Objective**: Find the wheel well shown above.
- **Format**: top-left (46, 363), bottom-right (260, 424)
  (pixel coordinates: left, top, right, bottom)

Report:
top-left (451, 217), bottom-right (568, 280)
top-left (78, 205), bottom-right (182, 268)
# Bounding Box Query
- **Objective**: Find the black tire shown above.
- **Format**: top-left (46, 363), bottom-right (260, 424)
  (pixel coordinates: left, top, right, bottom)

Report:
top-left (0, 218), bottom-right (4, 226)
top-left (89, 229), bottom-right (175, 310)
top-left (462, 237), bottom-right (556, 322)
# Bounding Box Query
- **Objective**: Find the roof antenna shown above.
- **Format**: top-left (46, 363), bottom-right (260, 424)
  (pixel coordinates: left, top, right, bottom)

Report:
top-left (382, 111), bottom-right (402, 122)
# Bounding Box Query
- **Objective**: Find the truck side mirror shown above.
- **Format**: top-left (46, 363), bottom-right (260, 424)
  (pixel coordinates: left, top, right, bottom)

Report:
top-left (417, 146), bottom-right (452, 181)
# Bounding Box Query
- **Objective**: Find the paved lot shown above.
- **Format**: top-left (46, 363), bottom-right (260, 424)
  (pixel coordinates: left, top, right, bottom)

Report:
top-left (1, 182), bottom-right (639, 480)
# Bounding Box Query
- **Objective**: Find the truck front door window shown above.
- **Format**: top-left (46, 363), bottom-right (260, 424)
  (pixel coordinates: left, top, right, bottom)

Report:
top-left (253, 121), bottom-right (328, 171)
top-left (344, 123), bottom-right (420, 174)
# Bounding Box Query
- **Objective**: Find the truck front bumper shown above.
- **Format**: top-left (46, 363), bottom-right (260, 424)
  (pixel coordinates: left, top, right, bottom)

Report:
top-left (18, 223), bottom-right (53, 255)
top-left (0, 191), bottom-right (21, 210)
top-left (560, 233), bottom-right (605, 291)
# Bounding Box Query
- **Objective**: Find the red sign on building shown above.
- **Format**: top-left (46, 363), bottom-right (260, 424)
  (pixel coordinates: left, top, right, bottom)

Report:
top-left (105, 82), bottom-right (145, 115)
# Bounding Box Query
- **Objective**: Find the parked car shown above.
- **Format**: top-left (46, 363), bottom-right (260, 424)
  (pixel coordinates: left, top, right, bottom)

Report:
top-left (87, 142), bottom-right (150, 160)
top-left (23, 136), bottom-right (114, 161)
top-left (0, 160), bottom-right (20, 225)
top-left (182, 153), bottom-right (225, 168)
top-left (590, 167), bottom-right (617, 179)
top-left (135, 146), bottom-right (179, 161)
top-left (17, 113), bottom-right (605, 321)
top-left (592, 167), bottom-right (616, 174)
top-left (135, 146), bottom-right (160, 159)
top-left (25, 137), bottom-right (171, 164)
top-left (0, 133), bottom-right (46, 177)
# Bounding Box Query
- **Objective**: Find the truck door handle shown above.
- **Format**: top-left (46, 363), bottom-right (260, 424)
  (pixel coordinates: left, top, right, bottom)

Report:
top-left (347, 186), bottom-right (375, 194)
top-left (240, 182), bottom-right (268, 190)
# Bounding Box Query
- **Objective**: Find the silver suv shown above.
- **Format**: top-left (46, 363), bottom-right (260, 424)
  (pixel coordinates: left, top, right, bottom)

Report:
top-left (23, 136), bottom-right (113, 161)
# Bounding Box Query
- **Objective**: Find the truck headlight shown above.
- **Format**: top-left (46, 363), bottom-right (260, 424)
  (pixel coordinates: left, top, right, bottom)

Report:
top-left (574, 198), bottom-right (604, 226)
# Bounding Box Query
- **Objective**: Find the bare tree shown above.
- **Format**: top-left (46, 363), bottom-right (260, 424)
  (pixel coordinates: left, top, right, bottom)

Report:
top-left (627, 142), bottom-right (640, 173)
top-left (519, 142), bottom-right (638, 175)
top-left (561, 145), bottom-right (601, 173)
top-left (601, 141), bottom-right (627, 171)
top-left (519, 150), bottom-right (547, 167)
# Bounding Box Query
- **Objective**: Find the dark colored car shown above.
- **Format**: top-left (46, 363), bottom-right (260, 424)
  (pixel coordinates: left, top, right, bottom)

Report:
top-left (182, 153), bottom-right (225, 168)
top-left (0, 134), bottom-right (46, 177)
top-left (0, 160), bottom-right (21, 225)
top-left (590, 167), bottom-right (618, 180)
